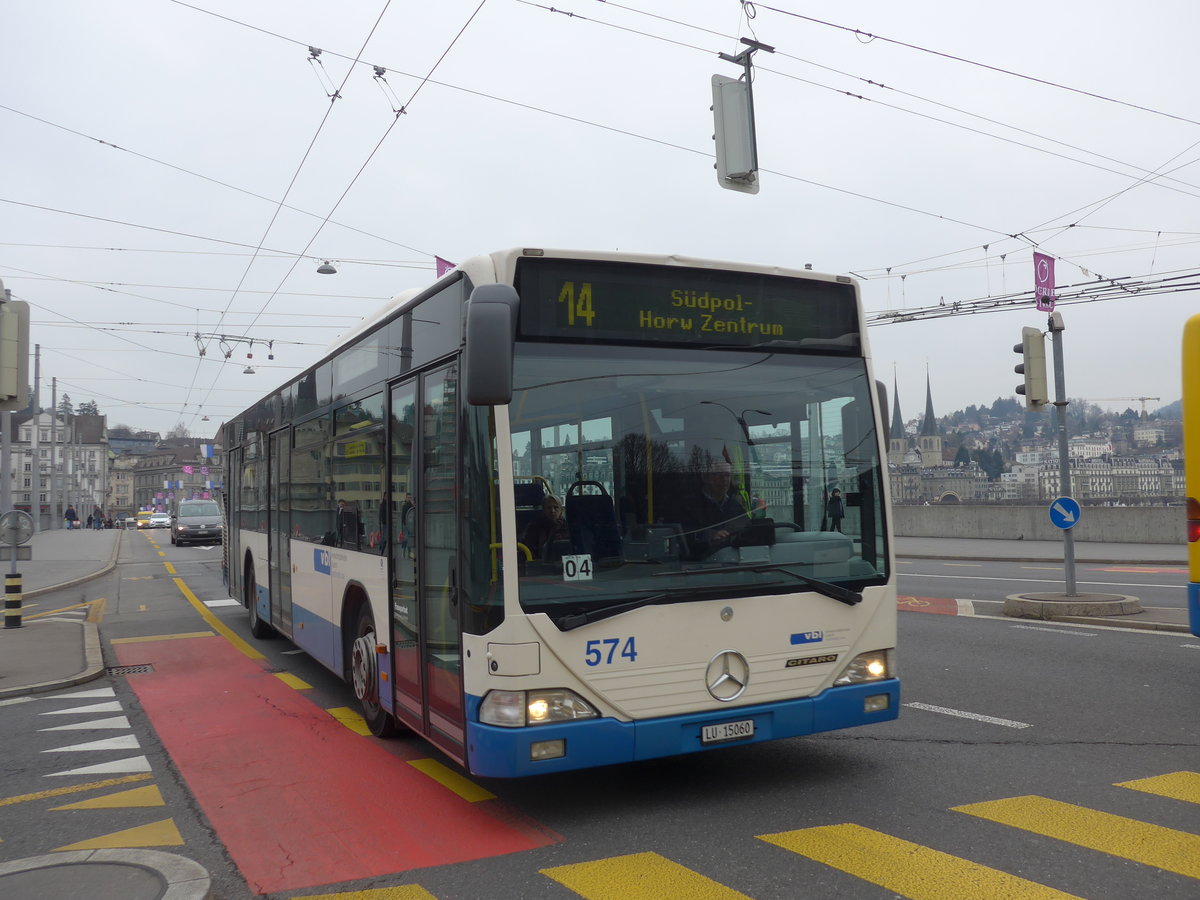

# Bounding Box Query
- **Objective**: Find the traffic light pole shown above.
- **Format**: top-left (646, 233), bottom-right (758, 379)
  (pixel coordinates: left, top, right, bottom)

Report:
top-left (1048, 311), bottom-right (1078, 596)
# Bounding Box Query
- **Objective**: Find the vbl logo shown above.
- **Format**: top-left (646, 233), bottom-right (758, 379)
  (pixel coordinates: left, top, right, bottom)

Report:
top-left (790, 631), bottom-right (823, 645)
top-left (314, 548), bottom-right (332, 574)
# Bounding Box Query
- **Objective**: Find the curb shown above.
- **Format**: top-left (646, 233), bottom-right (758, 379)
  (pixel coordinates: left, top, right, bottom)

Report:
top-left (23, 531), bottom-right (123, 600)
top-left (0, 848), bottom-right (212, 900)
top-left (0, 619), bottom-right (107, 700)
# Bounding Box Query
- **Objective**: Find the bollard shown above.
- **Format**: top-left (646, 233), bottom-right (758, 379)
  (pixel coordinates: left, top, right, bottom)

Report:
top-left (4, 572), bottom-right (21, 629)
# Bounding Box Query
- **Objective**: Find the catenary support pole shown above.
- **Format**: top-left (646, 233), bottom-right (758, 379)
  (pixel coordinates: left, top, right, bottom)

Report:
top-left (1048, 311), bottom-right (1077, 596)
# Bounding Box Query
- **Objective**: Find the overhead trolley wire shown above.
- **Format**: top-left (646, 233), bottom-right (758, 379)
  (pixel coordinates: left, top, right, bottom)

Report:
top-left (748, 2), bottom-right (1200, 129)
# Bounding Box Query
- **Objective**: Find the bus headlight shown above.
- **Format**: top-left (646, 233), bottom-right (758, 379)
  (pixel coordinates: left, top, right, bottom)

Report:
top-left (480, 689), bottom-right (598, 727)
top-left (833, 650), bottom-right (894, 685)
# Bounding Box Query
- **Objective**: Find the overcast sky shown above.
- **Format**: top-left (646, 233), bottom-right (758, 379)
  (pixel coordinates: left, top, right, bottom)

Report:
top-left (4, 0), bottom-right (1197, 437)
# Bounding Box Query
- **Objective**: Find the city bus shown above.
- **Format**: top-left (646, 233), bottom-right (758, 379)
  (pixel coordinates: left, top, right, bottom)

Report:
top-left (1183, 313), bottom-right (1200, 637)
top-left (223, 248), bottom-right (899, 777)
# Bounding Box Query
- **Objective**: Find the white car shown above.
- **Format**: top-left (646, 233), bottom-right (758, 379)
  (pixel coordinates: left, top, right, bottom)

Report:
top-left (149, 513), bottom-right (171, 529)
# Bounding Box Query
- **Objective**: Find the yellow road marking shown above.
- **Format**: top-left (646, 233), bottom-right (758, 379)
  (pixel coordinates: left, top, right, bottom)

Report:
top-left (293, 885), bottom-right (438, 899)
top-left (327, 707), bottom-right (371, 735)
top-left (759, 823), bottom-right (1080, 900)
top-left (87, 596), bottom-right (106, 623)
top-left (158, 550), bottom-right (165, 557)
top-left (407, 758), bottom-right (495, 802)
top-left (164, 562), bottom-right (176, 575)
top-left (111, 631), bottom-right (215, 644)
top-left (0, 773), bottom-right (153, 808)
top-left (953, 795), bottom-right (1200, 878)
top-left (55, 817), bottom-right (183, 851)
top-left (173, 577), bottom-right (264, 660)
top-left (1116, 771), bottom-right (1200, 805)
top-left (52, 784), bottom-right (164, 810)
top-left (274, 672), bottom-right (312, 690)
top-left (542, 851), bottom-right (751, 900)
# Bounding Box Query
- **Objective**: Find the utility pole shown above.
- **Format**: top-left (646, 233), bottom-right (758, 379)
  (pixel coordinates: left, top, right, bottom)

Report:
top-left (51, 377), bottom-right (59, 529)
top-left (1048, 311), bottom-right (1077, 596)
top-left (31, 345), bottom-right (40, 532)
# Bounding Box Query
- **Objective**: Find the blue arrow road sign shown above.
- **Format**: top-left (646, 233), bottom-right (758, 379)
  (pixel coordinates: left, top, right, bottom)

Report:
top-left (1049, 496), bottom-right (1081, 530)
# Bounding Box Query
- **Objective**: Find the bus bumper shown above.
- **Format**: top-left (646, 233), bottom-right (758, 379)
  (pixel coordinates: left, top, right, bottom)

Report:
top-left (464, 679), bottom-right (900, 778)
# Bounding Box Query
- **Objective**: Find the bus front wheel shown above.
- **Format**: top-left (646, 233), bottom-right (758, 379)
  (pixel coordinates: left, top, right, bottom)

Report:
top-left (350, 606), bottom-right (399, 737)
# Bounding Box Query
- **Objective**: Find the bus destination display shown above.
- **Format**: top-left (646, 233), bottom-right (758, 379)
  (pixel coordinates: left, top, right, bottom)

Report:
top-left (516, 258), bottom-right (860, 351)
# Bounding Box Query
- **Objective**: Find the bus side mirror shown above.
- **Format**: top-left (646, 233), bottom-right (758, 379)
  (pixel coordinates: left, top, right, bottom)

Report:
top-left (464, 284), bottom-right (519, 406)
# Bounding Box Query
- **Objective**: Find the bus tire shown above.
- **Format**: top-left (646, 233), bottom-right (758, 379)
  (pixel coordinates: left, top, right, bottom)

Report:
top-left (350, 605), bottom-right (399, 737)
top-left (245, 557), bottom-right (274, 639)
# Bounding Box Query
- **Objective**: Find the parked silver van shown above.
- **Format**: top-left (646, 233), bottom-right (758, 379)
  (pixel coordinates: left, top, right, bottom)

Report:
top-left (171, 499), bottom-right (223, 546)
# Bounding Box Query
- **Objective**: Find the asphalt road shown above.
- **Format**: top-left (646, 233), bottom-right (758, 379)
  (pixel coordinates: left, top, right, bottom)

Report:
top-left (2, 537), bottom-right (1196, 899)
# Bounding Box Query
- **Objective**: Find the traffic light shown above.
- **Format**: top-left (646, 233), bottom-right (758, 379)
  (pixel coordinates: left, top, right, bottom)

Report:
top-left (711, 74), bottom-right (759, 194)
top-left (0, 293), bottom-right (30, 412)
top-left (1013, 326), bottom-right (1048, 411)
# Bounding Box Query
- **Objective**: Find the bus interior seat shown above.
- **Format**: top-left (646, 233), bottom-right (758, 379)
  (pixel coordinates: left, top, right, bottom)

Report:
top-left (512, 480), bottom-right (547, 542)
top-left (565, 481), bottom-right (623, 559)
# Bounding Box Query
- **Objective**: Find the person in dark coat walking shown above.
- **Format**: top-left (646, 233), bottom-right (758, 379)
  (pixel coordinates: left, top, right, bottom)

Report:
top-left (826, 488), bottom-right (845, 533)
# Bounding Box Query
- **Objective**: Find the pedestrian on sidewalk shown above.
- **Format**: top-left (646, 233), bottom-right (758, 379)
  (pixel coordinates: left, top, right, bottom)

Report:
top-left (64, 504), bottom-right (78, 530)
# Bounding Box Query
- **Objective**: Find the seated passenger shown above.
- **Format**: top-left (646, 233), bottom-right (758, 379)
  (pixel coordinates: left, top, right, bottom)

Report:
top-left (521, 496), bottom-right (570, 559)
top-left (680, 459), bottom-right (749, 558)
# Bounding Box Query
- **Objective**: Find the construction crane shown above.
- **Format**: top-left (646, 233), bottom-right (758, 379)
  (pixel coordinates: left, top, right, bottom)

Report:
top-left (1083, 397), bottom-right (1160, 417)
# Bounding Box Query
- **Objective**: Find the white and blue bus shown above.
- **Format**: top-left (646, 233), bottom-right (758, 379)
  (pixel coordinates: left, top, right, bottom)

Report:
top-left (224, 248), bottom-right (899, 777)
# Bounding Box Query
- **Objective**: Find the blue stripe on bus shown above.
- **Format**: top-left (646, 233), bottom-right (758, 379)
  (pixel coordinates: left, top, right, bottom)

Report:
top-left (290, 605), bottom-right (340, 672)
top-left (1189, 582), bottom-right (1200, 638)
top-left (464, 679), bottom-right (900, 778)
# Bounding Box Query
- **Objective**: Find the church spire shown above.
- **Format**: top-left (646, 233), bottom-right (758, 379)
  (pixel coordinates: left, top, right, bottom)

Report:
top-left (920, 368), bottom-right (938, 436)
top-left (889, 371), bottom-right (905, 441)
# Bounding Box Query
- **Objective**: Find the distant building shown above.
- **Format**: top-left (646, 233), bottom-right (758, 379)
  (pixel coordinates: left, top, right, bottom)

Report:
top-left (131, 442), bottom-right (225, 512)
top-left (4, 412), bottom-right (109, 527)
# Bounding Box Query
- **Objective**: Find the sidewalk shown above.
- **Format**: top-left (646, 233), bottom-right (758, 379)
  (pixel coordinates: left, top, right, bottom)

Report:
top-left (0, 526), bottom-right (213, 900)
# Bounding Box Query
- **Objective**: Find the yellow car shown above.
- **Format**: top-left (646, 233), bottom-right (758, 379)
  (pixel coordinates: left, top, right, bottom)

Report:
top-left (136, 511), bottom-right (153, 530)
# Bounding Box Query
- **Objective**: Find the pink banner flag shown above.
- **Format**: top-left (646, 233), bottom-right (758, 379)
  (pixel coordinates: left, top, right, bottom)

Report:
top-left (435, 256), bottom-right (456, 277)
top-left (182, 465), bottom-right (194, 475)
top-left (1033, 252), bottom-right (1056, 312)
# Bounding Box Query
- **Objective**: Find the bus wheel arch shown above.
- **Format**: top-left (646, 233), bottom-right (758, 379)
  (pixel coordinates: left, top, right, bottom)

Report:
top-left (344, 586), bottom-right (399, 737)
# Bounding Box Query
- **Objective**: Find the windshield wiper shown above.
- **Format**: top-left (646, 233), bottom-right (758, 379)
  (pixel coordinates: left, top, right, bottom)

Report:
top-left (553, 592), bottom-right (670, 632)
top-left (665, 563), bottom-right (862, 607)
top-left (550, 581), bottom-right (766, 632)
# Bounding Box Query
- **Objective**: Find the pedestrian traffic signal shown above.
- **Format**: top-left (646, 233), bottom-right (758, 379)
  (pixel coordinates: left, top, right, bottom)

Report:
top-left (1014, 326), bottom-right (1048, 411)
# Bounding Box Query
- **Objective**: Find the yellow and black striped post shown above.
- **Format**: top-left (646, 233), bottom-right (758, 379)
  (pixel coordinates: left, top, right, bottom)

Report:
top-left (4, 572), bottom-right (21, 629)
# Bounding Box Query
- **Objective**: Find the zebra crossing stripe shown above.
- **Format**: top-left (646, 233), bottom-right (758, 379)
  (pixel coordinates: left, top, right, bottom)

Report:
top-left (542, 851), bottom-right (751, 900)
top-left (1116, 771), bottom-right (1200, 805)
top-left (758, 823), bottom-right (1080, 900)
top-left (952, 795), bottom-right (1200, 879)
top-left (40, 715), bottom-right (131, 731)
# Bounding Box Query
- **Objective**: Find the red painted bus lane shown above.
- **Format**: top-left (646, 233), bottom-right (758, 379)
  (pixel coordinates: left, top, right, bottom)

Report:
top-left (896, 595), bottom-right (960, 615)
top-left (116, 635), bottom-right (557, 895)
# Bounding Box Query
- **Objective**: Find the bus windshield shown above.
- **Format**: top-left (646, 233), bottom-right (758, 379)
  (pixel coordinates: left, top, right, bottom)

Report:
top-left (509, 343), bottom-right (888, 622)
